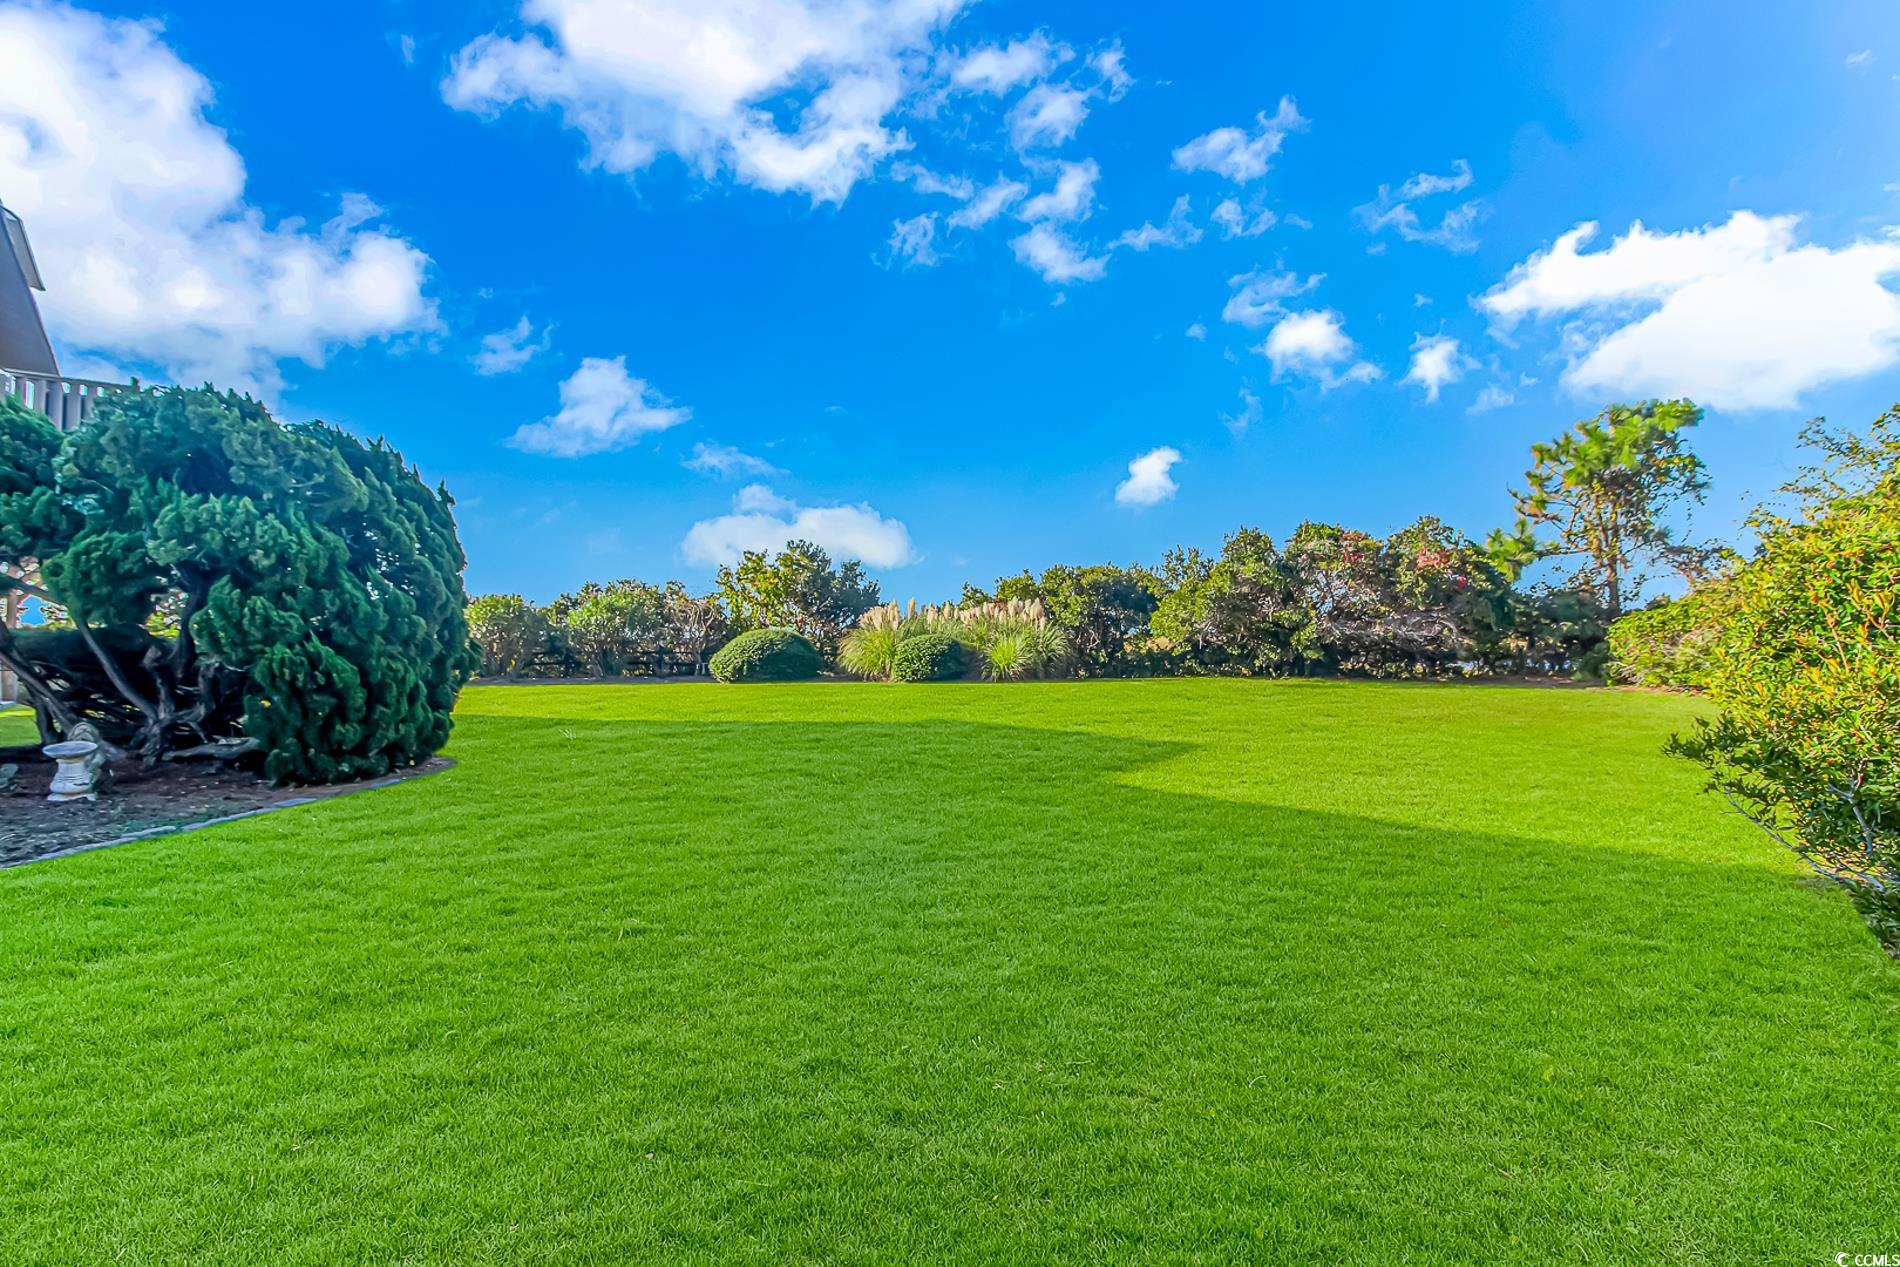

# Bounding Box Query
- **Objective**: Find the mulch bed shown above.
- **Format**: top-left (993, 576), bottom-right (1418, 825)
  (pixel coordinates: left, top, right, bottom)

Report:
top-left (0, 748), bottom-right (450, 868)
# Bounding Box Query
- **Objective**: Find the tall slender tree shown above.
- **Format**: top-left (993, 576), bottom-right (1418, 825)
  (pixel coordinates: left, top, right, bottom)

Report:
top-left (1487, 400), bottom-right (1710, 617)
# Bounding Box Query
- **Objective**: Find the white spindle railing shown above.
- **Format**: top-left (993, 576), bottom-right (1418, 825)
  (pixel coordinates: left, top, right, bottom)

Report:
top-left (2, 368), bottom-right (125, 432)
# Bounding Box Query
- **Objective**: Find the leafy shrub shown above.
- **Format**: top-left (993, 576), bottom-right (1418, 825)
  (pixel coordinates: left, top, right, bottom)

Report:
top-left (1149, 520), bottom-right (1523, 679)
top-left (890, 633), bottom-right (966, 682)
top-left (467, 594), bottom-right (549, 678)
top-left (1607, 589), bottom-right (1727, 688)
top-left (555, 579), bottom-right (663, 676)
top-left (1669, 411), bottom-right (1899, 946)
top-left (708, 628), bottom-right (822, 683)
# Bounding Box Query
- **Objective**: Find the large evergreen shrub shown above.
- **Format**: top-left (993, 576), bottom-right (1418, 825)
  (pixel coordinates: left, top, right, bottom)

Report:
top-left (708, 628), bottom-right (821, 682)
top-left (0, 387), bottom-right (478, 783)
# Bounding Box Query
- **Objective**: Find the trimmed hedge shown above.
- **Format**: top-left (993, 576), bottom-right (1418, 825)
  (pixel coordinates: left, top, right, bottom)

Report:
top-left (891, 633), bottom-right (966, 683)
top-left (708, 629), bottom-right (822, 683)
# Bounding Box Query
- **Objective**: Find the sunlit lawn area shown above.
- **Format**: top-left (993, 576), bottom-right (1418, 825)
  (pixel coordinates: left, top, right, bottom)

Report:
top-left (0, 706), bottom-right (34, 745)
top-left (1, 680), bottom-right (1894, 1263)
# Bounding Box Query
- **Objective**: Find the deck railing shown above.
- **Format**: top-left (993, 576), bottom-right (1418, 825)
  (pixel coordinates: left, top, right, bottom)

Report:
top-left (3, 368), bottom-right (126, 432)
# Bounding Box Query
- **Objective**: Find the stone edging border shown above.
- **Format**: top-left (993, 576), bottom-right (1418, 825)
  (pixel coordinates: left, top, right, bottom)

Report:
top-left (1, 757), bottom-right (455, 871)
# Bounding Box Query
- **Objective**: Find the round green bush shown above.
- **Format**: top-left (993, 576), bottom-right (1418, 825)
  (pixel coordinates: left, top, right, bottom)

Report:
top-left (890, 633), bottom-right (966, 683)
top-left (708, 629), bottom-right (822, 683)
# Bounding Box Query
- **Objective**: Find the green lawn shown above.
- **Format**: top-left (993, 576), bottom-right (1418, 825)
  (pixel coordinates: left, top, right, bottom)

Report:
top-left (0, 705), bottom-right (34, 745)
top-left (1, 680), bottom-right (1894, 1263)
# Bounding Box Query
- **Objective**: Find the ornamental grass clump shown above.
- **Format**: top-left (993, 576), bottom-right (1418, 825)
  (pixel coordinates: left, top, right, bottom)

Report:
top-left (839, 598), bottom-right (1069, 682)
top-left (837, 603), bottom-right (908, 681)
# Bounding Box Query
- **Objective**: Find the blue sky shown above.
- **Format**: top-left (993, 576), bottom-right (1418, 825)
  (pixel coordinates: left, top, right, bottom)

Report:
top-left (3, 0), bottom-right (1899, 602)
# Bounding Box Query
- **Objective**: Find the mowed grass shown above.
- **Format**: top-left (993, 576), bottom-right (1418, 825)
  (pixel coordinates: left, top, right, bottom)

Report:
top-left (1, 680), bottom-right (1895, 1264)
top-left (0, 705), bottom-right (35, 745)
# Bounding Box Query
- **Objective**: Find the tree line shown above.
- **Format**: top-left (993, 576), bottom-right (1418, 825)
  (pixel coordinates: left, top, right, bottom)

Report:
top-left (470, 400), bottom-right (1717, 683)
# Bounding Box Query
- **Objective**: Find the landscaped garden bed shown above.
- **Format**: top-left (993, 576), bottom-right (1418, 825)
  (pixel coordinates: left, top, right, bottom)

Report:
top-left (0, 707), bottom-right (450, 866)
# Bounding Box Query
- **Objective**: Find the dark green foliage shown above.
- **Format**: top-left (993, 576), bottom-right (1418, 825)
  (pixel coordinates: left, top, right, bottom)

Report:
top-left (890, 633), bottom-right (966, 682)
top-left (1149, 518), bottom-right (1518, 678)
top-left (0, 387), bottom-right (477, 783)
top-left (716, 540), bottom-right (879, 658)
top-left (708, 628), bottom-right (822, 683)
top-left (1498, 587), bottom-right (1612, 679)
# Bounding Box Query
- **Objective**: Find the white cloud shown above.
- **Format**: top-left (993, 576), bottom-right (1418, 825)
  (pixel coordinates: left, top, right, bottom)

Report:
top-left (1185, 322), bottom-right (1207, 341)
top-left (1257, 310), bottom-right (1380, 389)
top-left (1221, 268), bottom-right (1321, 328)
top-left (1355, 159), bottom-right (1484, 252)
top-left (1222, 388), bottom-right (1262, 435)
top-left (1112, 195), bottom-right (1201, 251)
top-left (950, 32), bottom-right (1069, 94)
top-left (1009, 81), bottom-right (1090, 150)
top-left (0, 3), bottom-right (436, 397)
top-left (1171, 97), bottom-right (1306, 184)
top-left (1846, 48), bottom-right (1874, 69)
top-left (1480, 211), bottom-right (1900, 410)
top-left (682, 485), bottom-right (914, 567)
top-left (1212, 198), bottom-right (1276, 238)
top-left (1090, 44), bottom-right (1132, 98)
top-left (1394, 161), bottom-right (1474, 200)
top-left (509, 356), bottom-right (690, 456)
top-left (1402, 334), bottom-right (1471, 402)
top-left (892, 162), bottom-right (974, 200)
top-left (947, 177), bottom-right (1027, 228)
top-left (684, 441), bottom-right (782, 478)
top-left (732, 482), bottom-right (796, 514)
top-left (889, 212), bottom-right (939, 265)
top-left (1114, 446), bottom-right (1181, 507)
top-left (444, 0), bottom-right (969, 205)
top-left (1010, 223), bottom-right (1107, 283)
top-left (1018, 159), bottom-right (1099, 222)
top-left (1467, 384), bottom-right (1516, 414)
top-left (474, 316), bottom-right (552, 374)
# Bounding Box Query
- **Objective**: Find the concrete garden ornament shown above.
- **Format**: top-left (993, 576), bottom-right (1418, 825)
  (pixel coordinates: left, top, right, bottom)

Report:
top-left (43, 740), bottom-right (100, 803)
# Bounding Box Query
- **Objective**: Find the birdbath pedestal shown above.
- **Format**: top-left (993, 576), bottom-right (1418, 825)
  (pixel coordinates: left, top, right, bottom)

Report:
top-left (43, 741), bottom-right (100, 803)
